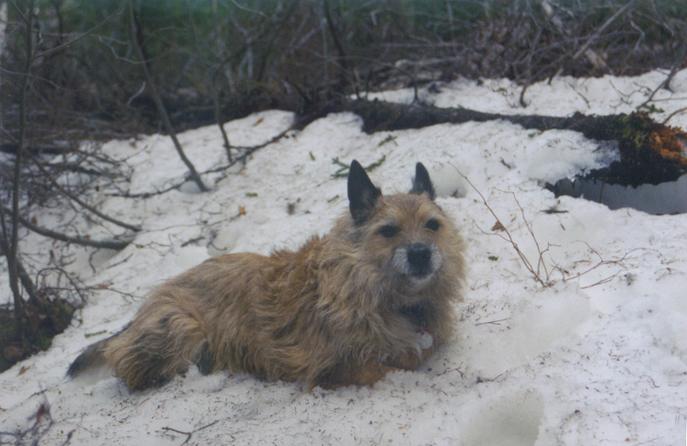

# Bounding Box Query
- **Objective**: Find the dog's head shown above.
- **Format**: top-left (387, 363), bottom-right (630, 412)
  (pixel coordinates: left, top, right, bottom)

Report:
top-left (343, 160), bottom-right (464, 301)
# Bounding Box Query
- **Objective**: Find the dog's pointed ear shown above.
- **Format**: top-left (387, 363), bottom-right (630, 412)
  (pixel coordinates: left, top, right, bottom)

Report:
top-left (410, 162), bottom-right (436, 200)
top-left (348, 160), bottom-right (381, 224)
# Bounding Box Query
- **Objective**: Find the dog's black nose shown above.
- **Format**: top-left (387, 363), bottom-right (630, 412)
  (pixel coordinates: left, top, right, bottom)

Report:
top-left (407, 243), bottom-right (431, 274)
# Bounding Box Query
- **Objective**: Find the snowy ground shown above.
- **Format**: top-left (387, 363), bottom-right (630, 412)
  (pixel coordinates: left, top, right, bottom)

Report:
top-left (1, 70), bottom-right (687, 445)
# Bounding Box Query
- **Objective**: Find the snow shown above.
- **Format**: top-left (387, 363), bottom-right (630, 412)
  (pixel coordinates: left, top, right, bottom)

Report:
top-left (1, 70), bottom-right (687, 445)
top-left (371, 69), bottom-right (687, 127)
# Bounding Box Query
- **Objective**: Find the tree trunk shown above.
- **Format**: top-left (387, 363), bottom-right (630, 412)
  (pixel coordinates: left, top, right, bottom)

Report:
top-left (127, 0), bottom-right (208, 192)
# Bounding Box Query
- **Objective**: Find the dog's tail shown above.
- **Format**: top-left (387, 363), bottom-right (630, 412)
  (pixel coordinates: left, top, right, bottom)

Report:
top-left (66, 339), bottom-right (109, 377)
top-left (67, 324), bottom-right (128, 378)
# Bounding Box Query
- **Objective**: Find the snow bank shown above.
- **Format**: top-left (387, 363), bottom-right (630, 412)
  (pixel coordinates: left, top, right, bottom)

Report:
top-left (1, 70), bottom-right (687, 445)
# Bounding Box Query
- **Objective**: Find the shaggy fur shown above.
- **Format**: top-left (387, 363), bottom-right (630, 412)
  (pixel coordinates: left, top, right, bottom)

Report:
top-left (68, 161), bottom-right (465, 391)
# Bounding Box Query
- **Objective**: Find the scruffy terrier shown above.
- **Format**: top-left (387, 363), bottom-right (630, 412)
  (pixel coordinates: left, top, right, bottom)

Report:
top-left (68, 160), bottom-right (465, 390)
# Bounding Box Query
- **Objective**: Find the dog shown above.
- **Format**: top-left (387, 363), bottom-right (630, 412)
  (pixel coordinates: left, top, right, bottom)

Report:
top-left (68, 160), bottom-right (465, 390)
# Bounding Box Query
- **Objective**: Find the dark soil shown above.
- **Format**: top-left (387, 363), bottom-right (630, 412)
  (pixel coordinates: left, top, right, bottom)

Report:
top-left (0, 297), bottom-right (76, 373)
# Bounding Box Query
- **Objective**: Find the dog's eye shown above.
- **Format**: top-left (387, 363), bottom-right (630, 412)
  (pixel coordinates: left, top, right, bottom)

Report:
top-left (425, 218), bottom-right (440, 231)
top-left (378, 225), bottom-right (399, 238)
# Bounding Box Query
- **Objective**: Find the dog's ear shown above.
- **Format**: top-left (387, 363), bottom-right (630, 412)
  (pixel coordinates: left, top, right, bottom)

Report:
top-left (348, 160), bottom-right (381, 224)
top-left (410, 162), bottom-right (436, 200)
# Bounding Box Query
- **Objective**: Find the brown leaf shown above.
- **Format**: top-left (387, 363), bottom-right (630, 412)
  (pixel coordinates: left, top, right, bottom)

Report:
top-left (35, 402), bottom-right (49, 424)
top-left (491, 220), bottom-right (506, 232)
top-left (3, 345), bottom-right (23, 361)
top-left (238, 206), bottom-right (247, 216)
top-left (18, 365), bottom-right (30, 376)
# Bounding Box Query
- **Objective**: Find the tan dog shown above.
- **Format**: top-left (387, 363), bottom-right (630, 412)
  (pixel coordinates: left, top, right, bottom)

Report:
top-left (68, 160), bottom-right (465, 390)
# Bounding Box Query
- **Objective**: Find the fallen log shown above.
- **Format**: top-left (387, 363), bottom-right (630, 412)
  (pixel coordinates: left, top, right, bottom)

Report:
top-left (0, 143), bottom-right (75, 156)
top-left (298, 99), bottom-right (687, 185)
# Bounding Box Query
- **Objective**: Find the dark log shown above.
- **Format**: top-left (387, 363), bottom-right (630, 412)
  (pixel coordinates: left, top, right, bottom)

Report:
top-left (297, 99), bottom-right (687, 185)
top-left (0, 143), bottom-right (75, 156)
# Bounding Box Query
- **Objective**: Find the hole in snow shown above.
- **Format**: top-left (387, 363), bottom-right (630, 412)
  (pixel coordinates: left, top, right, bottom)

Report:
top-left (546, 144), bottom-right (687, 215)
top-left (549, 173), bottom-right (687, 215)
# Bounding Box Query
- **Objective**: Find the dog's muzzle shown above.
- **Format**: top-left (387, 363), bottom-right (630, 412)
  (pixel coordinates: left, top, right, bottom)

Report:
top-left (392, 243), bottom-right (443, 285)
top-left (406, 243), bottom-right (432, 277)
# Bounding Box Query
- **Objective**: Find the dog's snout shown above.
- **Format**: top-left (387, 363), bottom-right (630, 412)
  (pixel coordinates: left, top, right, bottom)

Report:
top-left (407, 243), bottom-right (431, 271)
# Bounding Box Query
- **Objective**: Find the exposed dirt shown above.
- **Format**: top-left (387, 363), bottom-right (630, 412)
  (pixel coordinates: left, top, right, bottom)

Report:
top-left (0, 297), bottom-right (76, 373)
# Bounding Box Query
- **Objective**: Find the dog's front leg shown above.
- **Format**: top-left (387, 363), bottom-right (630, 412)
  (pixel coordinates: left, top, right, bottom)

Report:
top-left (386, 345), bottom-right (433, 370)
top-left (352, 361), bottom-right (398, 386)
top-left (386, 327), bottom-right (435, 370)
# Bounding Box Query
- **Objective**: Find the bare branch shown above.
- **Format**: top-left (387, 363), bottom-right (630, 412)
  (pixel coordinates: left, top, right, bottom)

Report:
top-left (31, 155), bottom-right (141, 232)
top-left (0, 221), bottom-right (37, 302)
top-left (570, 0), bottom-right (636, 65)
top-left (1, 205), bottom-right (133, 250)
top-left (662, 106), bottom-right (687, 125)
top-left (34, 5), bottom-right (124, 60)
top-left (448, 164), bottom-right (551, 287)
top-left (127, 0), bottom-right (207, 192)
top-left (6, 0), bottom-right (35, 339)
top-left (212, 93), bottom-right (233, 163)
top-left (637, 44), bottom-right (687, 110)
top-left (108, 124), bottom-right (295, 199)
top-left (322, 0), bottom-right (349, 90)
top-left (161, 420), bottom-right (219, 445)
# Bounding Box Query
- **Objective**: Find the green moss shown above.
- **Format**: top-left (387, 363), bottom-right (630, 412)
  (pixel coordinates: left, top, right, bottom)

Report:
top-left (615, 112), bottom-right (655, 156)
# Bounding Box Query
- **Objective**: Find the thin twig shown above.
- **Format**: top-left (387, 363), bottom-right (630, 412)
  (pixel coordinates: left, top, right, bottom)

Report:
top-left (662, 106), bottom-right (687, 125)
top-left (34, 5), bottom-right (124, 59)
top-left (161, 420), bottom-right (219, 445)
top-left (448, 163), bottom-right (550, 287)
top-left (505, 190), bottom-right (551, 282)
top-left (554, 243), bottom-right (639, 289)
top-left (35, 266), bottom-right (90, 304)
top-left (475, 317), bottom-right (510, 326)
top-left (570, 0), bottom-right (637, 64)
top-left (637, 44), bottom-right (687, 110)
